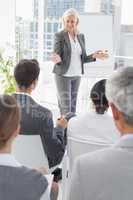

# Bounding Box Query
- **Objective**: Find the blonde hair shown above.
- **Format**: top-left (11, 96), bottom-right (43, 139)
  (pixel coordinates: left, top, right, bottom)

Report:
top-left (62, 8), bottom-right (79, 33)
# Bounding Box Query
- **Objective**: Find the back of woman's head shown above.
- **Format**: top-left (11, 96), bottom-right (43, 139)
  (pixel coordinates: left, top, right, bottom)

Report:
top-left (90, 79), bottom-right (109, 114)
top-left (0, 95), bottom-right (20, 149)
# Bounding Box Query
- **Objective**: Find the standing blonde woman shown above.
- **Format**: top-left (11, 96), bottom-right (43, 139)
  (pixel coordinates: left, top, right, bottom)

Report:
top-left (52, 8), bottom-right (108, 115)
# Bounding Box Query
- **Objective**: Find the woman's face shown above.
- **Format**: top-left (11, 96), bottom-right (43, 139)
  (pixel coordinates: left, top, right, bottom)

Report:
top-left (63, 15), bottom-right (78, 33)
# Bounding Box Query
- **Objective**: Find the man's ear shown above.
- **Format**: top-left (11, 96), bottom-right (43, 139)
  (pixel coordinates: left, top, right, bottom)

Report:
top-left (34, 79), bottom-right (38, 87)
top-left (110, 103), bottom-right (119, 121)
top-left (31, 79), bottom-right (38, 90)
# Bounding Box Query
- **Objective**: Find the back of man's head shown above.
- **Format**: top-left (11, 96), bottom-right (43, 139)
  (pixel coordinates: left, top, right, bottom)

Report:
top-left (0, 95), bottom-right (20, 149)
top-left (106, 67), bottom-right (133, 126)
top-left (90, 79), bottom-right (108, 114)
top-left (14, 59), bottom-right (40, 89)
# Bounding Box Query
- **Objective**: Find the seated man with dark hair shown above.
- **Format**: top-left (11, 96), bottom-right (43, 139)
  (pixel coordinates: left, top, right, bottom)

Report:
top-left (13, 59), bottom-right (68, 168)
top-left (0, 95), bottom-right (50, 199)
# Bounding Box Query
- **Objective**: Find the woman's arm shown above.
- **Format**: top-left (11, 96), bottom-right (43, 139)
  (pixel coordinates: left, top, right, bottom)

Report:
top-left (52, 32), bottom-right (63, 64)
top-left (81, 34), bottom-right (96, 63)
top-left (82, 34), bottom-right (108, 63)
top-left (54, 32), bottom-right (63, 56)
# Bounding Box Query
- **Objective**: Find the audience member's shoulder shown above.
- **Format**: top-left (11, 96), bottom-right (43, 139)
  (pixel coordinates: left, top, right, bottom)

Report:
top-left (17, 166), bottom-right (48, 195)
top-left (32, 99), bottom-right (52, 115)
top-left (76, 147), bottom-right (114, 167)
top-left (68, 113), bottom-right (87, 125)
top-left (19, 166), bottom-right (48, 185)
top-left (38, 103), bottom-right (51, 113)
top-left (0, 165), bottom-right (48, 196)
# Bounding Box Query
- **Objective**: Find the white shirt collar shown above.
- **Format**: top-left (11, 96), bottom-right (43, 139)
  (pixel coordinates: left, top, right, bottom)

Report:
top-left (121, 134), bottom-right (133, 140)
top-left (13, 92), bottom-right (31, 97)
top-left (0, 154), bottom-right (21, 167)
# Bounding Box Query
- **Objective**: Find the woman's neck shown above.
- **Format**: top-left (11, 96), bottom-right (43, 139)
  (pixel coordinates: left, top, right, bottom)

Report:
top-left (0, 144), bottom-right (11, 154)
top-left (68, 32), bottom-right (76, 42)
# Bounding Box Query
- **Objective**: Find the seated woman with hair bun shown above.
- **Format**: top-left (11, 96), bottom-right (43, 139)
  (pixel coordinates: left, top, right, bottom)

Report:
top-left (67, 79), bottom-right (119, 169)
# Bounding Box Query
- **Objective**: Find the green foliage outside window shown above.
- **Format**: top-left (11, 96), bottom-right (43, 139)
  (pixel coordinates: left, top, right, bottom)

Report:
top-left (0, 49), bottom-right (16, 94)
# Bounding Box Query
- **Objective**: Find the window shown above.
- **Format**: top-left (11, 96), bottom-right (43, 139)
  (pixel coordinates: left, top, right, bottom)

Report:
top-left (53, 23), bottom-right (58, 32)
top-left (47, 34), bottom-right (52, 39)
top-left (47, 23), bottom-right (52, 32)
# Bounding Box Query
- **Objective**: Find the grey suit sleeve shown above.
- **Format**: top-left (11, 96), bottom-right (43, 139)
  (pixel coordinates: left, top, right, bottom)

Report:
top-left (53, 32), bottom-right (64, 68)
top-left (68, 158), bottom-right (82, 200)
top-left (42, 111), bottom-right (66, 168)
top-left (54, 33), bottom-right (63, 57)
top-left (82, 34), bottom-right (96, 63)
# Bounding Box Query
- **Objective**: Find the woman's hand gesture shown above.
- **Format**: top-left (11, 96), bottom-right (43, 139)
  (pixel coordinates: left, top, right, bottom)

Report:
top-left (51, 53), bottom-right (62, 64)
top-left (92, 50), bottom-right (109, 60)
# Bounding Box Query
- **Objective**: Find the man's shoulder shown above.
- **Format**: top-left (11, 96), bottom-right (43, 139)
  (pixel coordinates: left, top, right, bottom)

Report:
top-left (77, 147), bottom-right (116, 168)
top-left (34, 101), bottom-right (52, 114)
top-left (13, 93), bottom-right (52, 119)
top-left (14, 93), bottom-right (51, 112)
top-left (31, 101), bottom-right (53, 122)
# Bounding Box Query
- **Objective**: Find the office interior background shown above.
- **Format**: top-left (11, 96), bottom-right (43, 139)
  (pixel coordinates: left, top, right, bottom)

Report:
top-left (0, 0), bottom-right (133, 117)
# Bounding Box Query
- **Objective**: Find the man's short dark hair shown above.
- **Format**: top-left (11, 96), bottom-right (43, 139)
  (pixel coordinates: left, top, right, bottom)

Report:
top-left (0, 95), bottom-right (20, 149)
top-left (14, 59), bottom-right (40, 88)
top-left (90, 79), bottom-right (109, 114)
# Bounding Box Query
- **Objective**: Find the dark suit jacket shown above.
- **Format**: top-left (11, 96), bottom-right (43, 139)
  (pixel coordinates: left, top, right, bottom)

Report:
top-left (53, 30), bottom-right (96, 75)
top-left (13, 93), bottom-right (66, 168)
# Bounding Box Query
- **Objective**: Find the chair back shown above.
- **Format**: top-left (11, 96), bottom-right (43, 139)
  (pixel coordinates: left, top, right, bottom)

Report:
top-left (68, 136), bottom-right (112, 172)
top-left (12, 135), bottom-right (49, 169)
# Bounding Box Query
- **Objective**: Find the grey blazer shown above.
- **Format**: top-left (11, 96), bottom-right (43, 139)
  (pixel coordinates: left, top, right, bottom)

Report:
top-left (53, 30), bottom-right (96, 75)
top-left (0, 166), bottom-right (48, 200)
top-left (69, 136), bottom-right (133, 200)
top-left (13, 93), bottom-right (66, 168)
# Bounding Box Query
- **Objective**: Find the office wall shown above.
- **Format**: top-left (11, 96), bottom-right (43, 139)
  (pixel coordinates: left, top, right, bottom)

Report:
top-left (79, 14), bottom-right (114, 77)
top-left (0, 0), bottom-right (15, 56)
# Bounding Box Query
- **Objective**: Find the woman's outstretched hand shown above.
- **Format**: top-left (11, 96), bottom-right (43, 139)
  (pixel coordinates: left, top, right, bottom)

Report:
top-left (51, 53), bottom-right (62, 64)
top-left (92, 50), bottom-right (109, 60)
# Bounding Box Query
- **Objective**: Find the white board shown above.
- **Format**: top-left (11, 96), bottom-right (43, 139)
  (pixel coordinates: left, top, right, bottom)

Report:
top-left (79, 14), bottom-right (114, 77)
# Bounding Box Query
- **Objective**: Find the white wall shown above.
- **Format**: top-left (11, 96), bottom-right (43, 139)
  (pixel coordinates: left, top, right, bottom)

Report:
top-left (121, 0), bottom-right (133, 25)
top-left (79, 14), bottom-right (114, 77)
top-left (85, 0), bottom-right (101, 13)
top-left (120, 33), bottom-right (133, 67)
top-left (0, 0), bottom-right (15, 56)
